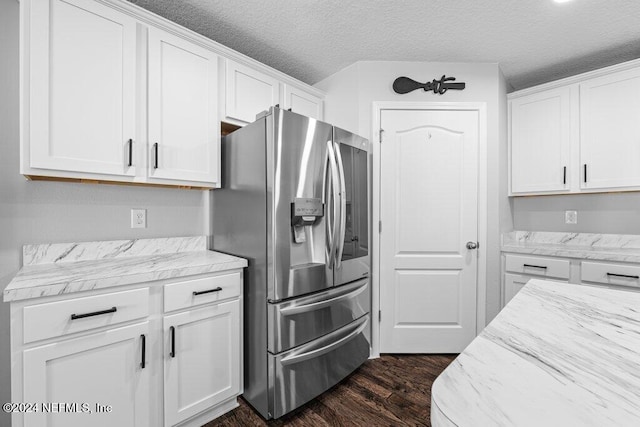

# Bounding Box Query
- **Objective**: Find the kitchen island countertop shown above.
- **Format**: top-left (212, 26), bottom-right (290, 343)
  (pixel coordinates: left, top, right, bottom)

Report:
top-left (432, 278), bottom-right (640, 426)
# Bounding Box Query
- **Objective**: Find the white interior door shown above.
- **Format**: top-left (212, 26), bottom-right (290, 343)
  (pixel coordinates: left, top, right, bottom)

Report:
top-left (379, 108), bottom-right (478, 353)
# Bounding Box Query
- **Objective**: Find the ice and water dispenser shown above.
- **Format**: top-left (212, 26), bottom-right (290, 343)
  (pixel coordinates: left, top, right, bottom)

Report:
top-left (291, 198), bottom-right (323, 243)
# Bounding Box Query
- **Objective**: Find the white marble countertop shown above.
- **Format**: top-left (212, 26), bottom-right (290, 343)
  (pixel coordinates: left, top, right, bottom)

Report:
top-left (3, 237), bottom-right (247, 302)
top-left (502, 231), bottom-right (640, 263)
top-left (432, 279), bottom-right (640, 426)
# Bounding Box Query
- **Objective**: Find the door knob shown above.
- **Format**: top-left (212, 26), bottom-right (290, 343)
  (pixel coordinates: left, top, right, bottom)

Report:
top-left (466, 241), bottom-right (479, 250)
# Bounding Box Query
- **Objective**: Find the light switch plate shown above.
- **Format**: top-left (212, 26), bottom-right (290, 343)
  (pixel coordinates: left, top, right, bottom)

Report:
top-left (131, 209), bottom-right (146, 228)
top-left (565, 210), bottom-right (577, 224)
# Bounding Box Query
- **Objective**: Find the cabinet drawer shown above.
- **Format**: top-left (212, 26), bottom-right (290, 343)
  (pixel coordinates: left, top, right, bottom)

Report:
top-left (504, 254), bottom-right (570, 279)
top-left (23, 288), bottom-right (149, 344)
top-left (581, 261), bottom-right (640, 288)
top-left (164, 272), bottom-right (241, 312)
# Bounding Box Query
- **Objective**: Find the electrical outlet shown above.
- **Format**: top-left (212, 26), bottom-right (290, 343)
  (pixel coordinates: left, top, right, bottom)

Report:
top-left (565, 210), bottom-right (577, 225)
top-left (131, 209), bottom-right (146, 229)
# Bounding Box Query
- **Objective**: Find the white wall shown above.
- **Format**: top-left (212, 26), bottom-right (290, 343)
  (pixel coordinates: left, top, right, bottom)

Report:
top-left (498, 68), bottom-right (513, 309)
top-left (316, 60), bottom-right (506, 326)
top-left (513, 193), bottom-right (640, 234)
top-left (316, 62), bottom-right (360, 134)
top-left (0, 2), bottom-right (207, 424)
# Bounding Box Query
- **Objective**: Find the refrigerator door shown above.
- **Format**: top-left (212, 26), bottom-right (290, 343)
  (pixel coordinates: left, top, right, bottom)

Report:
top-left (333, 127), bottom-right (371, 286)
top-left (268, 315), bottom-right (370, 419)
top-left (267, 109), bottom-right (335, 301)
top-left (267, 278), bottom-right (369, 353)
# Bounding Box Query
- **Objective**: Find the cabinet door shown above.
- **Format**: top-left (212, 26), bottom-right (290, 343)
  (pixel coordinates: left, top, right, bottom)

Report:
top-left (504, 273), bottom-right (530, 306)
top-left (22, 322), bottom-right (150, 427)
top-left (503, 273), bottom-right (568, 307)
top-left (28, 0), bottom-right (137, 177)
top-left (283, 85), bottom-right (323, 120)
top-left (148, 28), bottom-right (220, 184)
top-left (580, 67), bottom-right (640, 190)
top-left (164, 300), bottom-right (240, 426)
top-left (510, 87), bottom-right (572, 194)
top-left (225, 60), bottom-right (280, 123)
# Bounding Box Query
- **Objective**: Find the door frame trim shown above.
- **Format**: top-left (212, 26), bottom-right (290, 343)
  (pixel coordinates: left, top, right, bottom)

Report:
top-left (370, 101), bottom-right (488, 357)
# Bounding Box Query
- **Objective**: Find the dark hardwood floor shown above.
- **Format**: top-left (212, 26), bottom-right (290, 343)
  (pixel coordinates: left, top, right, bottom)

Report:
top-left (206, 354), bottom-right (456, 427)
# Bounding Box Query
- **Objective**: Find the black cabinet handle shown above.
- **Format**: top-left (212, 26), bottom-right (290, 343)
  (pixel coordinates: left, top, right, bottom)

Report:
top-left (170, 326), bottom-right (176, 358)
top-left (193, 287), bottom-right (222, 296)
top-left (563, 166), bottom-right (566, 185)
top-left (523, 264), bottom-right (547, 270)
top-left (584, 164), bottom-right (587, 183)
top-left (70, 307), bottom-right (117, 320)
top-left (607, 272), bottom-right (639, 279)
top-left (154, 143), bottom-right (159, 169)
top-left (127, 139), bottom-right (133, 167)
top-left (140, 334), bottom-right (146, 369)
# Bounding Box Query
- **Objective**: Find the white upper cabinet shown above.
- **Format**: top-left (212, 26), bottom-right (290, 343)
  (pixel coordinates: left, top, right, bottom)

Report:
top-left (283, 85), bottom-right (323, 120)
top-left (579, 67), bottom-right (640, 190)
top-left (26, 0), bottom-right (137, 177)
top-left (508, 59), bottom-right (640, 196)
top-left (147, 28), bottom-right (220, 185)
top-left (21, 0), bottom-right (323, 188)
top-left (510, 87), bottom-right (572, 194)
top-left (224, 60), bottom-right (280, 123)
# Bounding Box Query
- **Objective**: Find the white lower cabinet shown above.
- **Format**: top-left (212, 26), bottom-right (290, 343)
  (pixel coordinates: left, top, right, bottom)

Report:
top-left (11, 271), bottom-right (243, 427)
top-left (22, 322), bottom-right (150, 427)
top-left (504, 273), bottom-right (567, 305)
top-left (502, 253), bottom-right (571, 306)
top-left (164, 300), bottom-right (240, 426)
top-left (504, 273), bottom-right (528, 305)
top-left (502, 252), bottom-right (640, 308)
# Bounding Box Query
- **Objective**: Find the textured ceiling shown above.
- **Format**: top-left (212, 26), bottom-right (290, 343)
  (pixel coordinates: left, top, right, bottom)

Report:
top-left (128, 0), bottom-right (640, 91)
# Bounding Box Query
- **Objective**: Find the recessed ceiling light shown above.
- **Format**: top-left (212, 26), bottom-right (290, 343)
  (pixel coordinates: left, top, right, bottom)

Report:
top-left (554, 0), bottom-right (574, 3)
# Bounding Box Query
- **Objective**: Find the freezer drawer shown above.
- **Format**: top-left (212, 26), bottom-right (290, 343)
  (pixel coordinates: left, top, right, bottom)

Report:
top-left (268, 278), bottom-right (369, 353)
top-left (268, 314), bottom-right (370, 419)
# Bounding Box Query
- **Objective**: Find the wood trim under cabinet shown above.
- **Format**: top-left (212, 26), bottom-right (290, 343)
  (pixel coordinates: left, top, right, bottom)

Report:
top-left (221, 122), bottom-right (242, 136)
top-left (24, 175), bottom-right (212, 191)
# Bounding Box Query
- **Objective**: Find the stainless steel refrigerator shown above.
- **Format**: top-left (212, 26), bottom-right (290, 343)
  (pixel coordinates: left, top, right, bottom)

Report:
top-left (211, 107), bottom-right (371, 419)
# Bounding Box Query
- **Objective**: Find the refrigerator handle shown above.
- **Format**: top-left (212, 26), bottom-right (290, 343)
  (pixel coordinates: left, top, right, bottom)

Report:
top-left (334, 141), bottom-right (347, 269)
top-left (326, 141), bottom-right (340, 269)
top-left (279, 315), bottom-right (368, 366)
top-left (322, 144), bottom-right (332, 264)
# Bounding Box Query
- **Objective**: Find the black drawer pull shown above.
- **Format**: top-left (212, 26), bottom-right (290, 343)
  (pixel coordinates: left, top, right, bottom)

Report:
top-left (154, 143), bottom-right (159, 169)
top-left (127, 139), bottom-right (133, 167)
top-left (70, 307), bottom-right (117, 320)
top-left (170, 326), bottom-right (176, 358)
top-left (584, 164), bottom-right (587, 183)
top-left (523, 264), bottom-right (547, 270)
top-left (563, 166), bottom-right (566, 185)
top-left (193, 287), bottom-right (223, 296)
top-left (140, 334), bottom-right (146, 369)
top-left (606, 272), bottom-right (639, 279)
